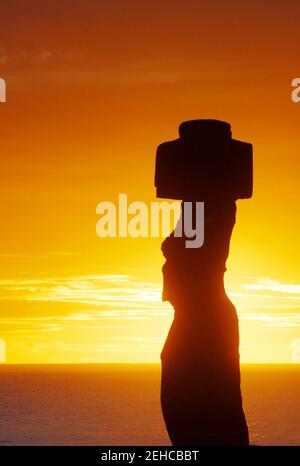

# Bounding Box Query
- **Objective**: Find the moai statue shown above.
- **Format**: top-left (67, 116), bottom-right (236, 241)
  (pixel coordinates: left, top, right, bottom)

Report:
top-left (155, 119), bottom-right (252, 445)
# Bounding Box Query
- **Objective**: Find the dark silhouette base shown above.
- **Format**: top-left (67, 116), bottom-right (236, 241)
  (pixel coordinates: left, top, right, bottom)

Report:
top-left (160, 200), bottom-right (249, 446)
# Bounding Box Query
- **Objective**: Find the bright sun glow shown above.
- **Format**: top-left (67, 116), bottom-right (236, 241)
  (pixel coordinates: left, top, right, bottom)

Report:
top-left (0, 273), bottom-right (299, 364)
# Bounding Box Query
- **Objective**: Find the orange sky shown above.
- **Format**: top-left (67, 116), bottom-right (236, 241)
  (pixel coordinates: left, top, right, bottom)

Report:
top-left (0, 1), bottom-right (299, 363)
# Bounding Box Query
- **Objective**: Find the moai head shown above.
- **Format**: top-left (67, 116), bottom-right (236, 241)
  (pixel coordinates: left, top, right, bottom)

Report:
top-left (155, 119), bottom-right (253, 201)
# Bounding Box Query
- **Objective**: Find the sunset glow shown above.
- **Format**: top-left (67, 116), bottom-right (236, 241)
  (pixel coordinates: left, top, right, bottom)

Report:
top-left (0, 1), bottom-right (299, 364)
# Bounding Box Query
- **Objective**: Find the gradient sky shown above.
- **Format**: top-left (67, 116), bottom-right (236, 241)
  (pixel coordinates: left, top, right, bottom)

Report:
top-left (0, 0), bottom-right (299, 363)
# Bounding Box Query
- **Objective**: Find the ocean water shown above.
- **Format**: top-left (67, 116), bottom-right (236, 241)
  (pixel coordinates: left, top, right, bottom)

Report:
top-left (0, 364), bottom-right (299, 446)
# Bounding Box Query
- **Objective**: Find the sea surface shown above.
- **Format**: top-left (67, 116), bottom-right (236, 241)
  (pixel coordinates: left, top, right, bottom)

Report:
top-left (0, 364), bottom-right (299, 446)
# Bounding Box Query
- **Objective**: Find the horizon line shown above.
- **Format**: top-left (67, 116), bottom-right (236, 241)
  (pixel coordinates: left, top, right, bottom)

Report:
top-left (0, 362), bottom-right (299, 366)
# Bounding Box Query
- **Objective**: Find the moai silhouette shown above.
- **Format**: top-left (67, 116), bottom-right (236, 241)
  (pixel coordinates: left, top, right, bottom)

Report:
top-left (155, 119), bottom-right (252, 445)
